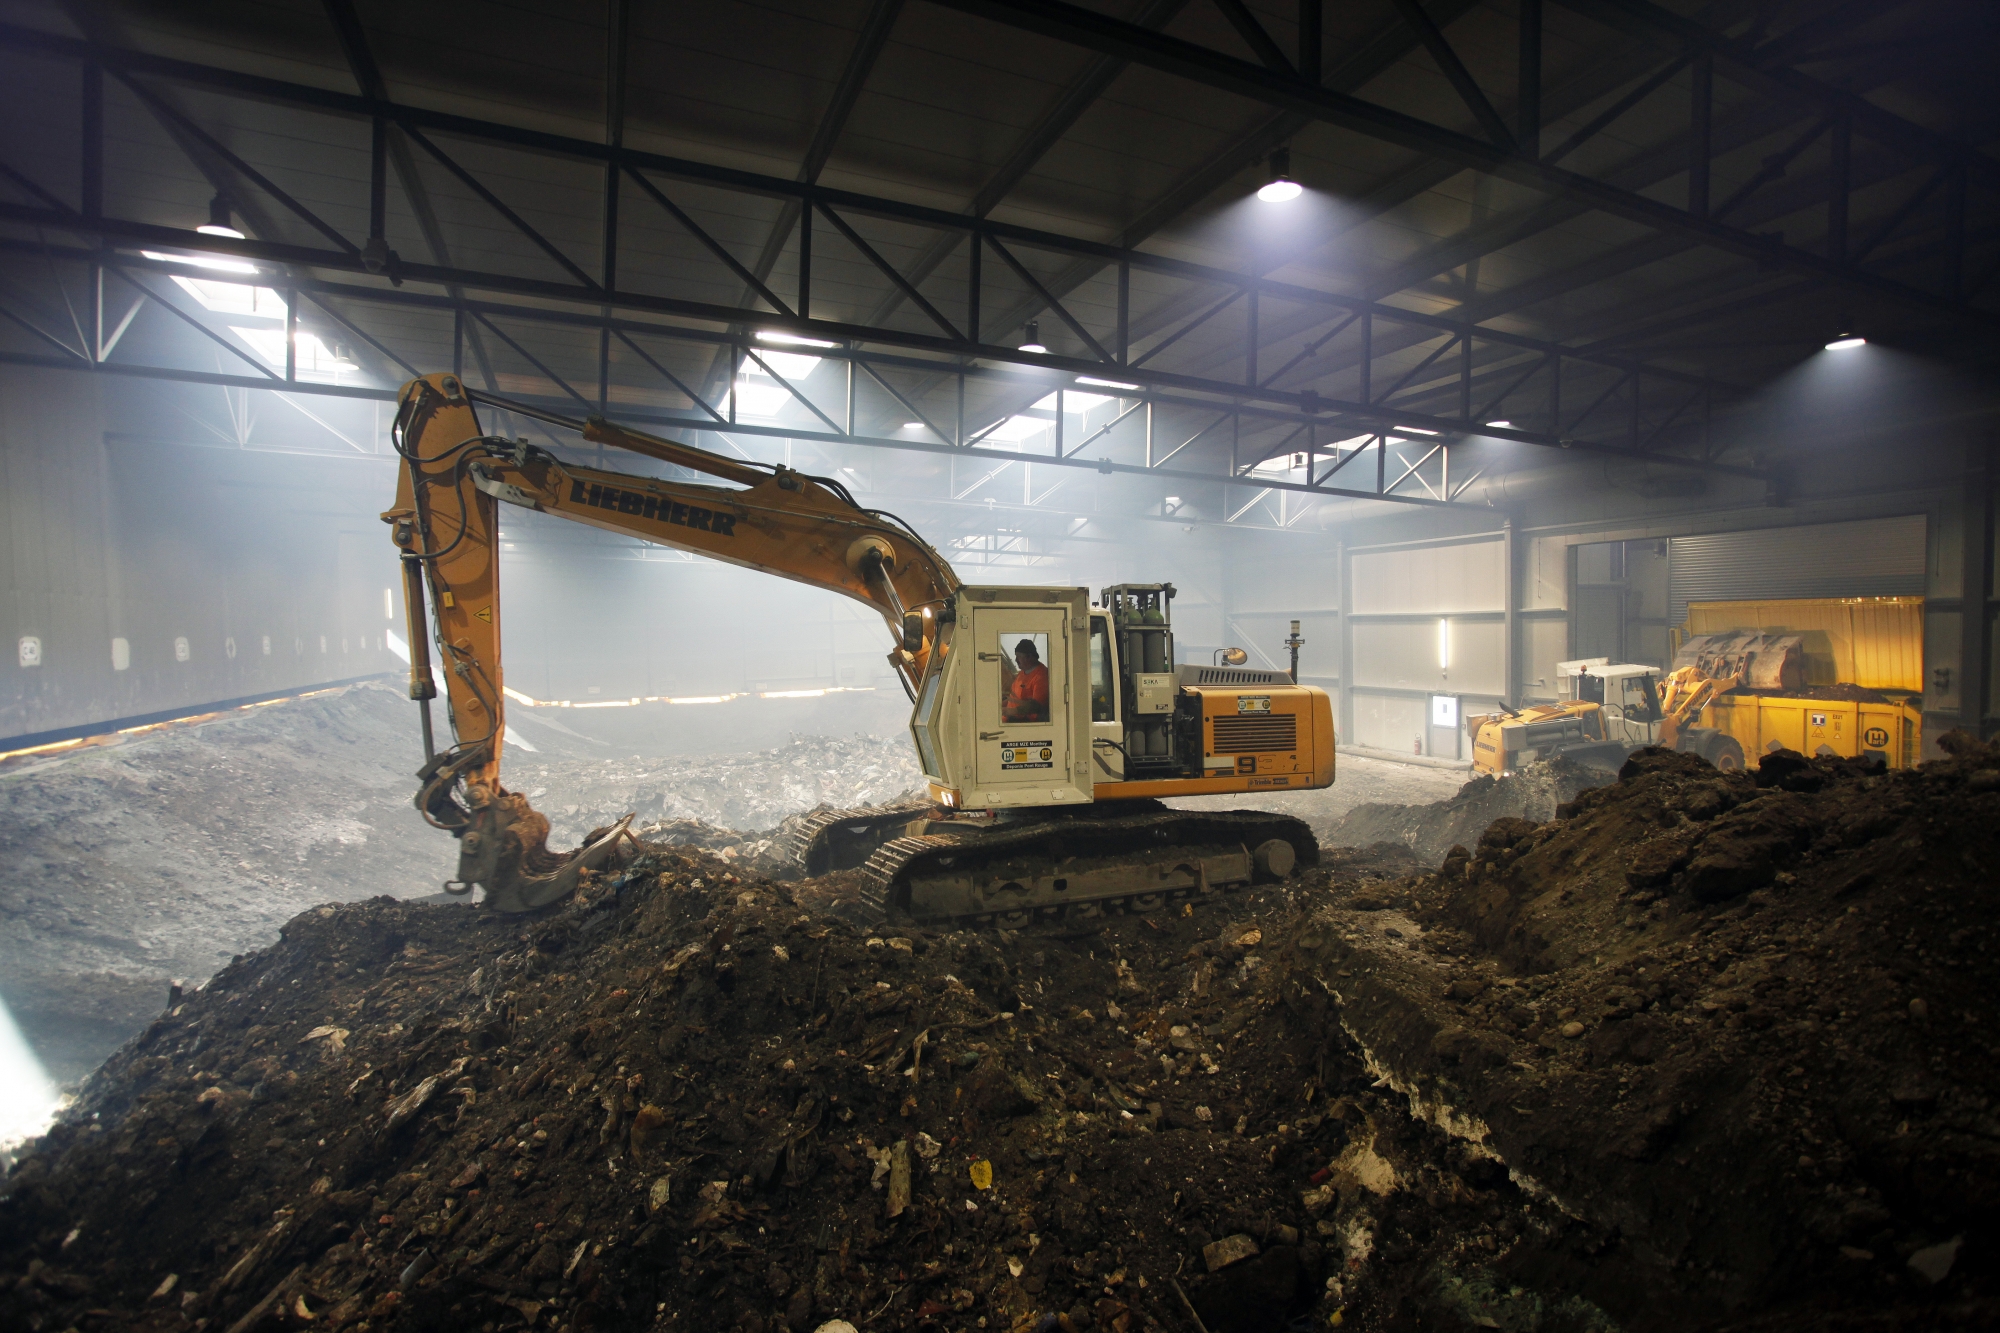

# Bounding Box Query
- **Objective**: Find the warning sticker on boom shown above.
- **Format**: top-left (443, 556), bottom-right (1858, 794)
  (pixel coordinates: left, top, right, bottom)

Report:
top-left (1000, 741), bottom-right (1054, 770)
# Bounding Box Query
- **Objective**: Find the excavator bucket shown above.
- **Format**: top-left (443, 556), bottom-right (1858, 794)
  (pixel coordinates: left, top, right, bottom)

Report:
top-left (446, 784), bottom-right (636, 913)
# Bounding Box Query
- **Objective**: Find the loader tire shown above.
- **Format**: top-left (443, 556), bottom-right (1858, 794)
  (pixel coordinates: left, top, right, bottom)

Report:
top-left (1705, 735), bottom-right (1745, 773)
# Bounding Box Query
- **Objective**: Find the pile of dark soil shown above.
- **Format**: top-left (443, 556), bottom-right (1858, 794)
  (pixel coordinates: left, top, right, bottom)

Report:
top-left (1305, 737), bottom-right (2000, 1329)
top-left (0, 840), bottom-right (1481, 1333)
top-left (1323, 757), bottom-right (1605, 866)
top-left (6, 738), bottom-right (1994, 1332)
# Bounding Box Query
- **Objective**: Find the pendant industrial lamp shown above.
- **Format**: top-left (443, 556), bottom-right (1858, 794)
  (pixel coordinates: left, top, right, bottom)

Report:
top-left (197, 194), bottom-right (244, 239)
top-left (1257, 148), bottom-right (1302, 203)
top-left (1018, 321), bottom-right (1047, 354)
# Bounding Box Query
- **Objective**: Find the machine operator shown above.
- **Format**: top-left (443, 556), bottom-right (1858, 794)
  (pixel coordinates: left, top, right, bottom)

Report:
top-left (1002, 638), bottom-right (1050, 723)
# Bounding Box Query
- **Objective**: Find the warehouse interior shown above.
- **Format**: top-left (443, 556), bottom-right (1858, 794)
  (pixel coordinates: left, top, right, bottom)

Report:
top-left (1, 2), bottom-right (1996, 1331)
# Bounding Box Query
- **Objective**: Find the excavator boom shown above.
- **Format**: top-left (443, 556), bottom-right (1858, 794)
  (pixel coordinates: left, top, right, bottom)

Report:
top-left (383, 372), bottom-right (957, 909)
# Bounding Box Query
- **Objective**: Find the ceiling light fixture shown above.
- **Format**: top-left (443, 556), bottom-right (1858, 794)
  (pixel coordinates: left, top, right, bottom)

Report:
top-left (1075, 376), bottom-right (1140, 391)
top-left (1019, 321), bottom-right (1047, 354)
top-left (1825, 333), bottom-right (1865, 350)
top-left (1395, 425), bottom-right (1440, 436)
top-left (141, 250), bottom-right (259, 275)
top-left (756, 331), bottom-right (839, 349)
top-left (901, 421), bottom-right (925, 430)
top-left (196, 194), bottom-right (244, 239)
top-left (1257, 147), bottom-right (1303, 204)
top-left (1485, 419), bottom-right (1513, 429)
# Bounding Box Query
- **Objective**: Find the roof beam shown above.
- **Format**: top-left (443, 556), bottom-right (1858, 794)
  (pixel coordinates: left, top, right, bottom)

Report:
top-left (1357, 45), bottom-right (1918, 305)
top-left (914, 0), bottom-right (1991, 324)
top-left (1387, 0), bottom-right (1514, 148)
top-left (1553, 0), bottom-right (2000, 183)
top-left (743, 0), bottom-right (904, 291)
top-left (318, 0), bottom-right (501, 393)
top-left (970, 0), bottom-right (1482, 352)
top-left (718, 0), bottom-right (903, 398)
top-left (862, 0), bottom-right (1190, 328)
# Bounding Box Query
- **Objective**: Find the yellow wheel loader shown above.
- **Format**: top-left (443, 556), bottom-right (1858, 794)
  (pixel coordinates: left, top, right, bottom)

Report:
top-left (383, 374), bottom-right (1333, 923)
top-left (1466, 658), bottom-right (1746, 778)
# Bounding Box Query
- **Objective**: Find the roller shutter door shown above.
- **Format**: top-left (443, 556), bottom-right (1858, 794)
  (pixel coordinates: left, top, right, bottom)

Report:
top-left (1669, 516), bottom-right (1926, 627)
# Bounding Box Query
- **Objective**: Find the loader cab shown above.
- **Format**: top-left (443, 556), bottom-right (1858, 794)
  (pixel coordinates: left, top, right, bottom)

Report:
top-left (1572, 662), bottom-right (1666, 748)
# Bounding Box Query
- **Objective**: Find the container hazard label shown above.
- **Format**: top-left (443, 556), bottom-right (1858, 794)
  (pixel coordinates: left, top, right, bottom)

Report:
top-left (1810, 713), bottom-right (1827, 727)
top-left (1001, 742), bottom-right (1053, 770)
top-left (1237, 695), bottom-right (1272, 714)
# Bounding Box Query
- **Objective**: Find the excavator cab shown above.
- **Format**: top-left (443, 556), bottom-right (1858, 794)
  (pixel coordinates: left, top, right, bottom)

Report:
top-left (907, 586), bottom-right (1095, 811)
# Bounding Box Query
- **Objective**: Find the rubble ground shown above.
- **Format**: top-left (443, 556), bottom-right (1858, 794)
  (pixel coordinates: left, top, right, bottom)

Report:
top-left (1321, 757), bottom-right (1607, 867)
top-left (4, 742), bottom-right (1993, 1331)
top-left (0, 687), bottom-right (926, 1084)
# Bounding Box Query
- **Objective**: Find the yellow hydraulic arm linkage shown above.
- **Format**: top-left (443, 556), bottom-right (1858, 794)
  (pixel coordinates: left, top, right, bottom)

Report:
top-left (382, 371), bottom-right (960, 911)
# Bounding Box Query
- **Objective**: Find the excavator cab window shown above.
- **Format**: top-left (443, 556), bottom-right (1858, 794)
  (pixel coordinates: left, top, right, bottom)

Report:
top-left (911, 663), bottom-right (945, 779)
top-left (1634, 674), bottom-right (1663, 723)
top-left (999, 632), bottom-right (1052, 724)
top-left (1576, 672), bottom-right (1604, 704)
top-left (1088, 620), bottom-right (1116, 723)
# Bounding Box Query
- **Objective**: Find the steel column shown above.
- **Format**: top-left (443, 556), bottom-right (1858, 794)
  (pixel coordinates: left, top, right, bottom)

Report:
top-left (1963, 437), bottom-right (1996, 740)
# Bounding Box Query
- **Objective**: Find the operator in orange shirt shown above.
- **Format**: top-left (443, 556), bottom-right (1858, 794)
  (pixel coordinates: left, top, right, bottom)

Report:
top-left (1002, 638), bottom-right (1050, 723)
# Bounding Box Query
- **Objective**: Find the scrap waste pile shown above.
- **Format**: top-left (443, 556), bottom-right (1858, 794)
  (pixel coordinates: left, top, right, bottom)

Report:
top-left (3, 739), bottom-right (1996, 1333)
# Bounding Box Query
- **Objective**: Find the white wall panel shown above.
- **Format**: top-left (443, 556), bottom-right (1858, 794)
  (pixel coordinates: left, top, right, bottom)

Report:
top-left (1351, 540), bottom-right (1504, 614)
top-left (1350, 691), bottom-right (1427, 753)
top-left (1528, 537), bottom-right (1568, 610)
top-left (1521, 617), bottom-right (1569, 699)
top-left (1231, 552), bottom-right (1340, 612)
top-left (1351, 618), bottom-right (1505, 695)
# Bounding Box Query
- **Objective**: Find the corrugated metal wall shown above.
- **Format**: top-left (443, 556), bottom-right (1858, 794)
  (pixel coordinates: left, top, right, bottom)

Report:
top-left (0, 366), bottom-right (401, 744)
top-left (1668, 516), bottom-right (1928, 627)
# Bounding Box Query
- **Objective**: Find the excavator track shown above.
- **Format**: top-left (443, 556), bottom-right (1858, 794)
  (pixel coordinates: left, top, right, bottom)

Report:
top-left (779, 797), bottom-right (936, 877)
top-left (854, 806), bottom-right (1318, 926)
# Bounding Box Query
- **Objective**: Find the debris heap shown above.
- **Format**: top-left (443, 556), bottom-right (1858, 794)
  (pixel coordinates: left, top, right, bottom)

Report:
top-left (1306, 738), bottom-right (2000, 1329)
top-left (1323, 756), bottom-right (1605, 865)
top-left (4, 739), bottom-right (1996, 1332)
top-left (0, 847), bottom-right (1448, 1333)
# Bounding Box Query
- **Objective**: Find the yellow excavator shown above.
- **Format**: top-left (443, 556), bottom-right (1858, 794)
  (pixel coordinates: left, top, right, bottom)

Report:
top-left (384, 373), bottom-right (1334, 922)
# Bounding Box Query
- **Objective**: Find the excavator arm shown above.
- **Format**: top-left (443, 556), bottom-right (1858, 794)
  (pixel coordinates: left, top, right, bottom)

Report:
top-left (381, 371), bottom-right (960, 910)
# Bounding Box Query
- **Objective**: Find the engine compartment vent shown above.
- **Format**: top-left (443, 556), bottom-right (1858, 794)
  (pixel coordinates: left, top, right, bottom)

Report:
top-left (1211, 715), bottom-right (1298, 753)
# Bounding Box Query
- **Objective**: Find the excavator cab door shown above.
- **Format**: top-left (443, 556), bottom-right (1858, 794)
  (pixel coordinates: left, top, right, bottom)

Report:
top-left (953, 588), bottom-right (1092, 807)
